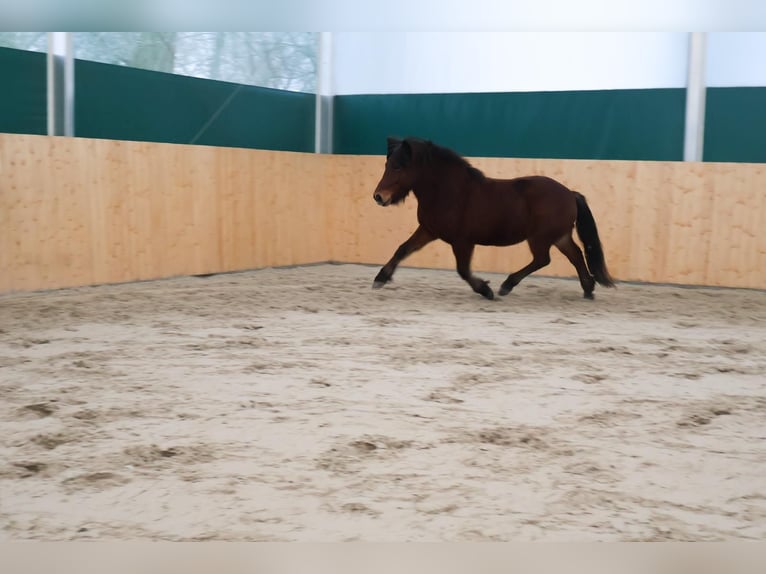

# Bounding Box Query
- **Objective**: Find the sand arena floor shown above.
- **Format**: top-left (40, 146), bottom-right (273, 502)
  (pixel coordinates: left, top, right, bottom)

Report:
top-left (0, 263), bottom-right (764, 541)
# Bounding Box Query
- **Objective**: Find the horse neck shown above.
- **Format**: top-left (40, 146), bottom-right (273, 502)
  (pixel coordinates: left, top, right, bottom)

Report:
top-left (412, 164), bottom-right (464, 204)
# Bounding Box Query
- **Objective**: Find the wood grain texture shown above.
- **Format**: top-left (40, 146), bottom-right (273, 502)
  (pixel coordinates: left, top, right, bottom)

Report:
top-left (1, 134), bottom-right (764, 292)
top-left (0, 135), bottom-right (328, 292)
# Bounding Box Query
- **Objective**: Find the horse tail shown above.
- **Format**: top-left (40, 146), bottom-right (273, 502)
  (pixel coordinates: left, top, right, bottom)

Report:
top-left (574, 192), bottom-right (616, 288)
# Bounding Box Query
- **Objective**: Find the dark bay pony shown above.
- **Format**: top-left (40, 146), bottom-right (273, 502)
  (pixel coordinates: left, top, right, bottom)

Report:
top-left (372, 137), bottom-right (615, 300)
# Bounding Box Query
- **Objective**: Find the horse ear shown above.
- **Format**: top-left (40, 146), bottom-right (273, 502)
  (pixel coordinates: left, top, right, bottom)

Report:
top-left (387, 137), bottom-right (401, 158)
top-left (399, 139), bottom-right (413, 165)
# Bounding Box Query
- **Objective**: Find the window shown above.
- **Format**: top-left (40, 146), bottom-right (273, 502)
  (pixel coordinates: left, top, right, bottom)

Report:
top-left (0, 32), bottom-right (48, 52)
top-left (72, 32), bottom-right (317, 92)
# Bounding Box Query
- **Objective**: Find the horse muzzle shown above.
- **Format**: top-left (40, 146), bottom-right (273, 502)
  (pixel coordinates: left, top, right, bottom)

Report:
top-left (373, 192), bottom-right (391, 206)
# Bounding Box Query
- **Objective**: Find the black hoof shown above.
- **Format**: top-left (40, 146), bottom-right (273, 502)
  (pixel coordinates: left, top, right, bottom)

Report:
top-left (498, 281), bottom-right (516, 296)
top-left (373, 271), bottom-right (391, 289)
top-left (477, 281), bottom-right (494, 300)
top-left (584, 291), bottom-right (594, 300)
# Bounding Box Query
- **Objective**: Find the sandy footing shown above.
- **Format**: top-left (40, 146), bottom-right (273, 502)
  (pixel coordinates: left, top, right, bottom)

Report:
top-left (1, 264), bottom-right (764, 540)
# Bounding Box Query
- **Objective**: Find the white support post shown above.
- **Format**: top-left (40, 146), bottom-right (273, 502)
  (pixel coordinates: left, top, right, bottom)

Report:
top-left (315, 32), bottom-right (333, 154)
top-left (683, 32), bottom-right (706, 162)
top-left (47, 32), bottom-right (75, 137)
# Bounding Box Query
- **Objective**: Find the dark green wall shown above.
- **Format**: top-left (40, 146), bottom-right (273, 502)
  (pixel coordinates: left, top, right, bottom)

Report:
top-left (704, 87), bottom-right (766, 163)
top-left (75, 59), bottom-right (315, 152)
top-left (0, 48), bottom-right (47, 135)
top-left (2, 47), bottom-right (765, 162)
top-left (0, 47), bottom-right (314, 152)
top-left (334, 89), bottom-right (687, 161)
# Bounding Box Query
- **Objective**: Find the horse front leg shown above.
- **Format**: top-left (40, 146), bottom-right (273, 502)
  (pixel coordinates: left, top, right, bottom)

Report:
top-left (373, 225), bottom-right (435, 288)
top-left (452, 242), bottom-right (494, 300)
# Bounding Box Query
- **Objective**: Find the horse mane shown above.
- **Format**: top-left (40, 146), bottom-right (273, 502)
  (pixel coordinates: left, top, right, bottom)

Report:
top-left (413, 139), bottom-right (486, 181)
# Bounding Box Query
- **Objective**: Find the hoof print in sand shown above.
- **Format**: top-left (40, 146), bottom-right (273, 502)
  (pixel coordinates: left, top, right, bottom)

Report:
top-left (317, 435), bottom-right (413, 472)
top-left (465, 426), bottom-right (550, 450)
top-left (122, 444), bottom-right (216, 468)
top-left (30, 432), bottom-right (79, 450)
top-left (425, 390), bottom-right (464, 404)
top-left (18, 402), bottom-right (57, 419)
top-left (1, 461), bottom-right (55, 479)
top-left (62, 471), bottom-right (131, 492)
top-left (677, 405), bottom-right (733, 428)
top-left (340, 502), bottom-right (380, 516)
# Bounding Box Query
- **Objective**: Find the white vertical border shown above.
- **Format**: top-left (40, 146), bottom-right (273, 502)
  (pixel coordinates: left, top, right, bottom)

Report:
top-left (46, 32), bottom-right (56, 135)
top-left (63, 32), bottom-right (75, 137)
top-left (683, 32), bottom-right (707, 162)
top-left (47, 32), bottom-right (75, 137)
top-left (315, 32), bottom-right (333, 153)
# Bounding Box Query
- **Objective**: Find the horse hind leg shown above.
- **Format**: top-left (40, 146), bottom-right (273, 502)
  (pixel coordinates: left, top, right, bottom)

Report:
top-left (498, 237), bottom-right (552, 296)
top-left (555, 232), bottom-right (596, 299)
top-left (452, 242), bottom-right (494, 300)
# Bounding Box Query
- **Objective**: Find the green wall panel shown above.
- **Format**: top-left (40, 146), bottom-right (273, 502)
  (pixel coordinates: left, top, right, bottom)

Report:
top-left (334, 89), bottom-right (686, 161)
top-left (75, 59), bottom-right (315, 152)
top-left (0, 47), bottom-right (47, 135)
top-left (704, 87), bottom-right (766, 163)
top-left (3, 44), bottom-right (763, 164)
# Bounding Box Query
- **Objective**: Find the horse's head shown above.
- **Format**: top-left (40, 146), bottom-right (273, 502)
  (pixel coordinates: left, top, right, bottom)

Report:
top-left (373, 137), bottom-right (418, 206)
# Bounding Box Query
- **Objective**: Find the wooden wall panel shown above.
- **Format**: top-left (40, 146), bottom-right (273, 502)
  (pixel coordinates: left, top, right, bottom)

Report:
top-left (1, 134), bottom-right (764, 293)
top-left (706, 162), bottom-right (766, 287)
top-left (0, 135), bottom-right (328, 292)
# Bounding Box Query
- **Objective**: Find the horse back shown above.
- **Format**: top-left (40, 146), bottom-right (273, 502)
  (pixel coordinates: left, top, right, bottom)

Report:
top-left (465, 175), bottom-right (577, 246)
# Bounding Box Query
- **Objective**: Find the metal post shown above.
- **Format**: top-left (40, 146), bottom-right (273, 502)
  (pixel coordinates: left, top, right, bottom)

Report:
top-left (47, 32), bottom-right (75, 137)
top-left (315, 32), bottom-right (333, 154)
top-left (683, 32), bottom-right (706, 162)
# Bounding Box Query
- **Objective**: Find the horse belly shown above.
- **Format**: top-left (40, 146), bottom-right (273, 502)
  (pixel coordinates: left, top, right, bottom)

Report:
top-left (468, 204), bottom-right (528, 246)
top-left (474, 227), bottom-right (527, 246)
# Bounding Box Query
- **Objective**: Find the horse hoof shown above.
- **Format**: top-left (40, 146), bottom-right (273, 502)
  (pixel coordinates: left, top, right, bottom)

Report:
top-left (584, 292), bottom-right (594, 300)
top-left (481, 288), bottom-right (495, 300)
top-left (498, 285), bottom-right (512, 296)
top-left (372, 281), bottom-right (386, 289)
